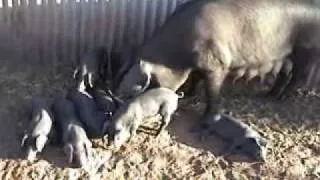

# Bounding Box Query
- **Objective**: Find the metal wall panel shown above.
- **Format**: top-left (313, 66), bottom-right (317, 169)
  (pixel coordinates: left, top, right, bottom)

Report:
top-left (0, 0), bottom-right (192, 65)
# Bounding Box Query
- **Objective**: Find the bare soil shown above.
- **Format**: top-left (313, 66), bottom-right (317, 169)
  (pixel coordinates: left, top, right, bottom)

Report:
top-left (0, 55), bottom-right (319, 180)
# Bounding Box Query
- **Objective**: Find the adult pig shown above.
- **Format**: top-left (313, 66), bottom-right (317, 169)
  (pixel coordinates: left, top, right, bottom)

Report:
top-left (116, 0), bottom-right (320, 122)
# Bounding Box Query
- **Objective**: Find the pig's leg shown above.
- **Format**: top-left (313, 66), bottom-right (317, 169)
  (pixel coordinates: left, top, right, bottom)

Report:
top-left (73, 68), bottom-right (79, 79)
top-left (73, 67), bottom-right (86, 91)
top-left (203, 66), bottom-right (229, 117)
top-left (267, 71), bottom-right (292, 98)
top-left (77, 78), bottom-right (86, 92)
top-left (232, 68), bottom-right (246, 84)
top-left (156, 113), bottom-right (172, 137)
top-left (35, 135), bottom-right (48, 152)
top-left (276, 65), bottom-right (302, 100)
top-left (273, 54), bottom-right (307, 100)
top-left (129, 122), bottom-right (139, 142)
top-left (197, 128), bottom-right (212, 141)
top-left (267, 59), bottom-right (293, 98)
top-left (219, 137), bottom-right (245, 157)
top-left (193, 65), bottom-right (229, 138)
top-left (84, 140), bottom-right (92, 160)
top-left (64, 144), bottom-right (74, 164)
top-left (157, 104), bottom-right (175, 137)
top-left (87, 73), bottom-right (94, 88)
top-left (21, 134), bottom-right (29, 147)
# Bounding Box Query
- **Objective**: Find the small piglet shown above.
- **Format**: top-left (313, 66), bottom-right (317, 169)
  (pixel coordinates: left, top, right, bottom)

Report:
top-left (67, 90), bottom-right (110, 138)
top-left (21, 98), bottom-right (53, 161)
top-left (52, 98), bottom-right (92, 168)
top-left (194, 114), bottom-right (268, 162)
top-left (73, 48), bottom-right (106, 91)
top-left (106, 87), bottom-right (184, 149)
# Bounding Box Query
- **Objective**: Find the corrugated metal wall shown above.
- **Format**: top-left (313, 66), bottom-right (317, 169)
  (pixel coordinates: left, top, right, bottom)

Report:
top-left (0, 0), bottom-right (191, 66)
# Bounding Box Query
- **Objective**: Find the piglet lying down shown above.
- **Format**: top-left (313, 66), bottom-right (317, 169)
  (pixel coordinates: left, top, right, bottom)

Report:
top-left (105, 87), bottom-right (184, 149)
top-left (192, 114), bottom-right (268, 162)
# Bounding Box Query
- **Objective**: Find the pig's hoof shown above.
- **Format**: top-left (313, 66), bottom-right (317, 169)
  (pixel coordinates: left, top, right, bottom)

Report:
top-left (189, 126), bottom-right (203, 134)
top-left (191, 129), bottom-right (209, 142)
top-left (189, 126), bottom-right (206, 140)
top-left (102, 135), bottom-right (111, 147)
top-left (264, 89), bottom-right (279, 99)
top-left (268, 89), bottom-right (284, 99)
top-left (276, 90), bottom-right (297, 101)
top-left (190, 120), bottom-right (214, 141)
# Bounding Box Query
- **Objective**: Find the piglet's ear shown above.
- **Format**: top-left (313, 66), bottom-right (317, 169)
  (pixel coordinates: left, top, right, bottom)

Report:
top-left (63, 144), bottom-right (74, 164)
top-left (84, 140), bottom-right (92, 159)
top-left (247, 137), bottom-right (258, 145)
top-left (140, 61), bottom-right (152, 72)
top-left (140, 73), bottom-right (151, 93)
top-left (258, 138), bottom-right (268, 147)
top-left (21, 134), bottom-right (29, 147)
top-left (35, 135), bottom-right (48, 152)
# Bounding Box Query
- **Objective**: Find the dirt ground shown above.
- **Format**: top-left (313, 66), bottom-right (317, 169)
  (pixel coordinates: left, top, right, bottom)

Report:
top-left (0, 54), bottom-right (319, 180)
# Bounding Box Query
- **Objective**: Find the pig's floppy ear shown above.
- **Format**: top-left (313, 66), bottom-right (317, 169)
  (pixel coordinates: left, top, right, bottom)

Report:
top-left (106, 89), bottom-right (124, 105)
top-left (35, 135), bottom-right (48, 152)
top-left (258, 137), bottom-right (268, 147)
top-left (63, 144), bottom-right (74, 164)
top-left (84, 140), bottom-right (92, 159)
top-left (140, 72), bottom-right (151, 93)
top-left (21, 134), bottom-right (29, 147)
top-left (73, 67), bottom-right (79, 79)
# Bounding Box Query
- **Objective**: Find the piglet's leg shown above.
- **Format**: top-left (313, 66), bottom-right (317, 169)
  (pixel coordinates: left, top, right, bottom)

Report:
top-left (218, 137), bottom-right (246, 159)
top-left (157, 112), bottom-right (172, 137)
top-left (64, 144), bottom-right (74, 164)
top-left (129, 123), bottom-right (139, 142)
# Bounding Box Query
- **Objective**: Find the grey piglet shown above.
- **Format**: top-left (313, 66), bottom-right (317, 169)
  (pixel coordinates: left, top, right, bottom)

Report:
top-left (52, 98), bottom-right (92, 168)
top-left (73, 48), bottom-right (106, 91)
top-left (21, 98), bottom-right (54, 161)
top-left (193, 113), bottom-right (268, 162)
top-left (107, 87), bottom-right (184, 150)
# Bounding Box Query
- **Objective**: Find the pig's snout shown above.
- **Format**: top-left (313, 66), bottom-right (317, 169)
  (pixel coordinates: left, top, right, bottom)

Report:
top-left (25, 147), bottom-right (37, 161)
top-left (113, 129), bottom-right (130, 150)
top-left (73, 152), bottom-right (89, 168)
top-left (252, 149), bottom-right (267, 163)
